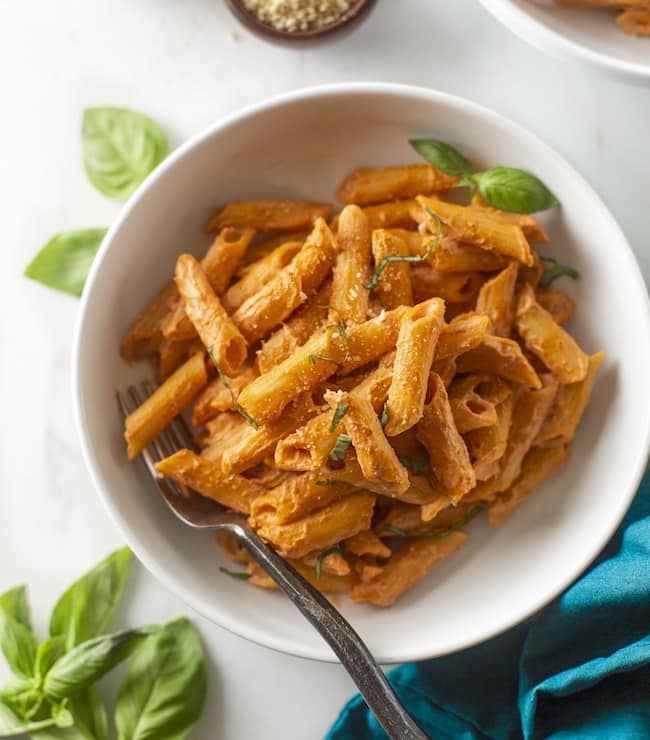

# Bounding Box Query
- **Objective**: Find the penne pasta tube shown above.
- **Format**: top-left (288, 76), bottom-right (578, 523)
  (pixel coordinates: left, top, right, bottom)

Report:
top-left (174, 254), bottom-right (248, 376)
top-left (416, 374), bottom-right (476, 503)
top-left (416, 196), bottom-right (534, 266)
top-left (345, 530), bottom-right (392, 559)
top-left (330, 205), bottom-right (371, 323)
top-left (475, 262), bottom-right (519, 337)
top-left (232, 218), bottom-right (337, 343)
top-left (221, 394), bottom-right (318, 475)
top-left (535, 352), bottom-right (604, 446)
top-left (488, 444), bottom-right (569, 526)
top-left (385, 298), bottom-right (445, 436)
top-left (430, 358), bottom-right (457, 388)
top-left (348, 532), bottom-right (468, 607)
top-left (302, 550), bottom-right (351, 577)
top-left (237, 230), bottom-right (310, 274)
top-left (155, 449), bottom-right (264, 513)
top-left (471, 192), bottom-right (549, 243)
top-left (387, 228), bottom-right (426, 256)
top-left (206, 199), bottom-right (333, 233)
top-left (192, 366), bottom-right (258, 426)
top-left (197, 411), bottom-right (245, 449)
top-left (337, 163), bottom-right (457, 205)
top-left (515, 284), bottom-right (589, 384)
top-left (411, 264), bottom-right (483, 306)
top-left (162, 227), bottom-right (256, 341)
top-left (324, 389), bottom-right (410, 496)
top-left (123, 350), bottom-right (207, 459)
top-left (254, 491), bottom-right (376, 558)
top-left (370, 230), bottom-right (414, 310)
top-left (362, 200), bottom-right (422, 230)
top-left (435, 312), bottom-right (492, 360)
top-left (433, 240), bottom-right (509, 273)
top-left (455, 335), bottom-right (542, 388)
top-left (448, 374), bottom-right (511, 434)
top-left (223, 240), bottom-right (303, 312)
top-left (288, 559), bottom-right (356, 593)
top-left (250, 473), bottom-right (353, 525)
top-left (535, 289), bottom-right (575, 326)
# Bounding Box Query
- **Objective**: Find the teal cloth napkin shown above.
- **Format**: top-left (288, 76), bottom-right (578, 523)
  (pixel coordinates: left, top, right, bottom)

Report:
top-left (327, 473), bottom-right (650, 740)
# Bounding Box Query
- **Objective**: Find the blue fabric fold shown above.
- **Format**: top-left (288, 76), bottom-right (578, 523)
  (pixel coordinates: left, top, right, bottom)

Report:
top-left (327, 474), bottom-right (650, 740)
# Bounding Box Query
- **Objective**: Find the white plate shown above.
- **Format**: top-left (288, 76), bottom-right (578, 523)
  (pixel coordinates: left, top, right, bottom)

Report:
top-left (73, 82), bottom-right (650, 663)
top-left (478, 0), bottom-right (650, 85)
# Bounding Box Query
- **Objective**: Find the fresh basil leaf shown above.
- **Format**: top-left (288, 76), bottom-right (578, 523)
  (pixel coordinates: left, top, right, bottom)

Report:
top-left (0, 587), bottom-right (31, 631)
top-left (82, 107), bottom-right (168, 199)
top-left (314, 545), bottom-right (344, 582)
top-left (50, 547), bottom-right (132, 651)
top-left (1, 675), bottom-right (42, 720)
top-left (30, 726), bottom-right (89, 740)
top-left (25, 229), bottom-right (107, 297)
top-left (0, 700), bottom-right (59, 737)
top-left (34, 639), bottom-right (66, 682)
top-left (473, 167), bottom-right (558, 213)
top-left (68, 688), bottom-right (108, 740)
top-left (218, 568), bottom-right (250, 581)
top-left (409, 138), bottom-right (472, 177)
top-left (0, 611), bottom-right (37, 678)
top-left (539, 256), bottom-right (580, 289)
top-left (43, 628), bottom-right (153, 699)
top-left (115, 618), bottom-right (206, 740)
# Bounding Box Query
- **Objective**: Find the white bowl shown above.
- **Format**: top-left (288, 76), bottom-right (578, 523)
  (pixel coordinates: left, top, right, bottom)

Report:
top-left (73, 83), bottom-right (650, 663)
top-left (478, 0), bottom-right (650, 85)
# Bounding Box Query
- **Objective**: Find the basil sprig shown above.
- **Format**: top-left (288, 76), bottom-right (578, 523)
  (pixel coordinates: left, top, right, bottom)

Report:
top-left (25, 229), bottom-right (108, 297)
top-left (82, 108), bottom-right (168, 200)
top-left (329, 434), bottom-right (353, 463)
top-left (26, 107), bottom-right (168, 298)
top-left (410, 138), bottom-right (559, 213)
top-left (539, 256), bottom-right (580, 288)
top-left (398, 456), bottom-right (430, 475)
top-left (314, 545), bottom-right (345, 582)
top-left (207, 348), bottom-right (259, 430)
top-left (329, 403), bottom-right (349, 433)
top-left (0, 549), bottom-right (207, 739)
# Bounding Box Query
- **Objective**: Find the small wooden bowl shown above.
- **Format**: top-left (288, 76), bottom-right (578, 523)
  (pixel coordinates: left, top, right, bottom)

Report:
top-left (225, 0), bottom-right (377, 45)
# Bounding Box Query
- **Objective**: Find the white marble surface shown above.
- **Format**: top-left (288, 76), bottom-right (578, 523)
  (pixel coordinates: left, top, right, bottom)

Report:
top-left (1, 1), bottom-right (649, 738)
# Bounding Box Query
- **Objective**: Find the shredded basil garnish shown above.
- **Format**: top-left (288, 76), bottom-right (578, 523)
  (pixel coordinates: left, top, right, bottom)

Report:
top-left (308, 353), bottom-right (342, 367)
top-left (207, 347), bottom-right (259, 430)
top-left (380, 404), bottom-right (389, 428)
top-left (219, 567), bottom-right (251, 580)
top-left (314, 544), bottom-right (345, 581)
top-left (539, 256), bottom-right (580, 289)
top-left (329, 434), bottom-right (352, 462)
top-left (330, 403), bottom-right (349, 433)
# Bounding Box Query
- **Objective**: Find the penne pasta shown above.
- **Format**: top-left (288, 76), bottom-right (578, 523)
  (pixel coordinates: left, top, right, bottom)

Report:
top-left (174, 254), bottom-right (248, 376)
top-left (124, 350), bottom-right (207, 459)
top-left (475, 262), bottom-right (519, 337)
top-left (385, 298), bottom-right (445, 436)
top-left (535, 289), bottom-right (575, 326)
top-left (411, 264), bottom-right (483, 306)
top-left (337, 163), bottom-right (457, 205)
top-left (330, 205), bottom-right (371, 323)
top-left (349, 532), bottom-right (468, 607)
top-left (465, 394), bottom-right (515, 467)
top-left (324, 389), bottom-right (410, 496)
top-left (416, 196), bottom-right (534, 266)
top-left (433, 240), bottom-right (509, 273)
top-left (155, 449), bottom-right (264, 513)
top-left (206, 199), bottom-right (332, 233)
top-left (448, 374), bottom-right (511, 434)
top-left (362, 199), bottom-right (422, 230)
top-left (515, 283), bottom-right (589, 384)
top-left (435, 312), bottom-right (492, 360)
top-left (471, 192), bottom-right (549, 243)
top-left (121, 282), bottom-right (178, 362)
top-left (417, 373), bottom-right (476, 503)
top-left (192, 366), bottom-right (258, 426)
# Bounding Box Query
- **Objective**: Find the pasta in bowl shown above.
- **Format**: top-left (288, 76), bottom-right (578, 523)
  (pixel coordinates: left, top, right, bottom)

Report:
top-left (73, 84), bottom-right (650, 661)
top-left (121, 164), bottom-right (603, 608)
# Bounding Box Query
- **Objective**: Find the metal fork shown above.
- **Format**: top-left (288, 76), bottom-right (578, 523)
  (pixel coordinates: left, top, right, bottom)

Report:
top-left (118, 381), bottom-right (428, 740)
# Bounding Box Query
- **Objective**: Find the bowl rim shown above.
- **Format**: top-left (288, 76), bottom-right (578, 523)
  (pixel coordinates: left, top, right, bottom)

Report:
top-left (477, 0), bottom-right (650, 86)
top-left (72, 81), bottom-right (650, 663)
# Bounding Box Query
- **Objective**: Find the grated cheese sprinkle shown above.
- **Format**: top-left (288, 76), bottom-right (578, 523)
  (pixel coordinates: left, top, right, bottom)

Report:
top-left (242, 0), bottom-right (354, 32)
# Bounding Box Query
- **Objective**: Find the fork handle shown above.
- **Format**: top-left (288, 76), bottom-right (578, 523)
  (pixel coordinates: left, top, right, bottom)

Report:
top-left (226, 522), bottom-right (429, 740)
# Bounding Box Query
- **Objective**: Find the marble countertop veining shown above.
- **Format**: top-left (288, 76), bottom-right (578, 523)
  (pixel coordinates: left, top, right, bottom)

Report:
top-left (1, 0), bottom-right (649, 737)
